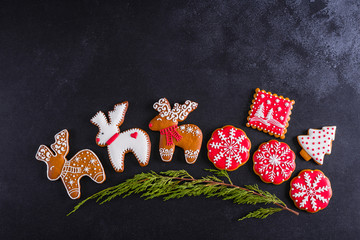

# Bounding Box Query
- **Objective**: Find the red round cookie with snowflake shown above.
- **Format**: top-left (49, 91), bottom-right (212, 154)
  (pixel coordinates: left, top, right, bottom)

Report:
top-left (290, 169), bottom-right (332, 213)
top-left (207, 125), bottom-right (251, 171)
top-left (253, 140), bottom-right (296, 184)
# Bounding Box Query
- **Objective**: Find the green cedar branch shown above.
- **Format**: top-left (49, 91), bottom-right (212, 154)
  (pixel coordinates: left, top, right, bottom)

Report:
top-left (67, 169), bottom-right (299, 220)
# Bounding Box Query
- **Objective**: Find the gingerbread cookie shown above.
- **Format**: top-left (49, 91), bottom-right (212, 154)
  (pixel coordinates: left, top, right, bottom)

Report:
top-left (246, 88), bottom-right (295, 139)
top-left (207, 125), bottom-right (251, 171)
top-left (297, 126), bottom-right (336, 165)
top-left (253, 140), bottom-right (296, 184)
top-left (35, 129), bottom-right (106, 199)
top-left (91, 101), bottom-right (151, 172)
top-left (290, 169), bottom-right (332, 213)
top-left (149, 98), bottom-right (203, 164)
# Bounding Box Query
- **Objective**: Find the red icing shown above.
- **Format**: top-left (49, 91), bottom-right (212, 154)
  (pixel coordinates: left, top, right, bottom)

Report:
top-left (297, 126), bottom-right (336, 165)
top-left (207, 125), bottom-right (251, 171)
top-left (253, 140), bottom-right (296, 184)
top-left (106, 133), bottom-right (119, 146)
top-left (290, 170), bottom-right (332, 213)
top-left (160, 125), bottom-right (182, 146)
top-left (130, 132), bottom-right (138, 139)
top-left (248, 90), bottom-right (294, 136)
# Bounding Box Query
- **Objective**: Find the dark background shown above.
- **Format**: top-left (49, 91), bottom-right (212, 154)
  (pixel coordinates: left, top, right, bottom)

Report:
top-left (1, 0), bottom-right (359, 239)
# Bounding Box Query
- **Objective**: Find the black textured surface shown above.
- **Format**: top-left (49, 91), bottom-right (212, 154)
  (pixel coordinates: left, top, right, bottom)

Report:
top-left (1, 1), bottom-right (359, 239)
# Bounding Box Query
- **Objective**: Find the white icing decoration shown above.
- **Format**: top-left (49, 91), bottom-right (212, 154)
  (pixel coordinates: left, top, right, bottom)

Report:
top-left (184, 150), bottom-right (200, 163)
top-left (153, 98), bottom-right (198, 122)
top-left (209, 127), bottom-right (247, 170)
top-left (297, 126), bottom-right (336, 165)
top-left (186, 126), bottom-right (193, 133)
top-left (91, 103), bottom-right (151, 172)
top-left (254, 141), bottom-right (294, 183)
top-left (107, 129), bottom-right (150, 171)
top-left (178, 124), bottom-right (202, 137)
top-left (293, 172), bottom-right (330, 211)
top-left (159, 148), bottom-right (174, 161)
top-left (249, 104), bottom-right (285, 128)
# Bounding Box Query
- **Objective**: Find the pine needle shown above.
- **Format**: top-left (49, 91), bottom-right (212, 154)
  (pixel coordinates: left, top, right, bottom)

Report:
top-left (239, 208), bottom-right (283, 221)
top-left (67, 169), bottom-right (299, 220)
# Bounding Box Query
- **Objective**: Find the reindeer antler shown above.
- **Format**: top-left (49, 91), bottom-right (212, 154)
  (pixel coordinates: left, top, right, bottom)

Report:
top-left (154, 98), bottom-right (198, 122)
top-left (170, 100), bottom-right (198, 122)
top-left (153, 98), bottom-right (171, 117)
top-left (36, 129), bottom-right (69, 162)
top-left (108, 101), bottom-right (128, 126)
top-left (91, 111), bottom-right (108, 128)
top-left (50, 129), bottom-right (69, 156)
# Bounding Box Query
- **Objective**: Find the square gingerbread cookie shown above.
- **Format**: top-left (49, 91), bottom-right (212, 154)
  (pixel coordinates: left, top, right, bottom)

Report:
top-left (246, 88), bottom-right (295, 139)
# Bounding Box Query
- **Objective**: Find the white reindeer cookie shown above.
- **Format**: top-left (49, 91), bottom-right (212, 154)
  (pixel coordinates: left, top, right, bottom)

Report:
top-left (91, 101), bottom-right (151, 172)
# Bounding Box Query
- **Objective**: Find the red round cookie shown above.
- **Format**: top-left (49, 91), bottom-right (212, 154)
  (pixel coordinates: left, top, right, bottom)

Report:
top-left (207, 125), bottom-right (251, 171)
top-left (290, 169), bottom-right (332, 213)
top-left (253, 140), bottom-right (296, 184)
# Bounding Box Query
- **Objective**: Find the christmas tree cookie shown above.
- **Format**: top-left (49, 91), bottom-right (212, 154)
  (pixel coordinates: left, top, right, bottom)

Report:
top-left (253, 140), bottom-right (296, 185)
top-left (297, 126), bottom-right (336, 165)
top-left (290, 169), bottom-right (332, 213)
top-left (246, 88), bottom-right (295, 139)
top-left (207, 125), bottom-right (251, 171)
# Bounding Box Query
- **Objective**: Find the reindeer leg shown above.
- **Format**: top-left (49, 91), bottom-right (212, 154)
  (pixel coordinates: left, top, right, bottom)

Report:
top-left (84, 153), bottom-right (106, 183)
top-left (91, 166), bottom-right (106, 183)
top-left (177, 125), bottom-right (203, 164)
top-left (183, 147), bottom-right (200, 164)
top-left (159, 134), bottom-right (175, 162)
top-left (61, 174), bottom-right (81, 199)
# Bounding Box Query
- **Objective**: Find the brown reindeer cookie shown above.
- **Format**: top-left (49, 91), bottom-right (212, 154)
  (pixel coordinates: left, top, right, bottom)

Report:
top-left (35, 129), bottom-right (106, 199)
top-left (149, 98), bottom-right (203, 164)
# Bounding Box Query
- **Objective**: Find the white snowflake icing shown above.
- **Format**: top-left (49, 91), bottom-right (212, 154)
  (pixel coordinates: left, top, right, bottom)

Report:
top-left (285, 102), bottom-right (289, 107)
top-left (293, 172), bottom-right (330, 211)
top-left (209, 128), bottom-right (247, 169)
top-left (84, 167), bottom-right (90, 173)
top-left (186, 126), bottom-right (193, 133)
top-left (255, 141), bottom-right (293, 183)
top-left (266, 100), bottom-right (271, 104)
top-left (89, 159), bottom-right (96, 165)
top-left (159, 148), bottom-right (174, 161)
top-left (184, 150), bottom-right (199, 159)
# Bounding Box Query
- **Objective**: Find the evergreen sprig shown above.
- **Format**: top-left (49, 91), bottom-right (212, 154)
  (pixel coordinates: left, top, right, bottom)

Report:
top-left (67, 169), bottom-right (299, 220)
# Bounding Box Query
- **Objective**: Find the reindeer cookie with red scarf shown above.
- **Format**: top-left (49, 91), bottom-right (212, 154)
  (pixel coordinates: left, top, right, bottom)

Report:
top-left (149, 98), bottom-right (203, 164)
top-left (35, 129), bottom-right (106, 199)
top-left (91, 101), bottom-right (151, 172)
